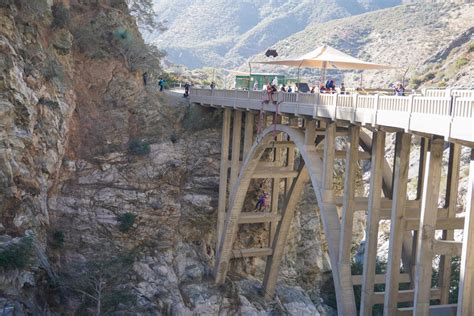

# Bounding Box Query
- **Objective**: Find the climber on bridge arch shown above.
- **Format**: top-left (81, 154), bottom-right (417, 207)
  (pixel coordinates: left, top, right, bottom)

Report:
top-left (255, 192), bottom-right (269, 211)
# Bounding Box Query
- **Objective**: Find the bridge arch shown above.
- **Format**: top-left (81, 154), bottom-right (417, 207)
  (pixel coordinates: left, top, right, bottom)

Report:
top-left (214, 123), bottom-right (354, 314)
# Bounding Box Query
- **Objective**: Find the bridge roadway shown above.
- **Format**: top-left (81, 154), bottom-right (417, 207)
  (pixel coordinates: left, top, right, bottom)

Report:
top-left (190, 88), bottom-right (474, 315)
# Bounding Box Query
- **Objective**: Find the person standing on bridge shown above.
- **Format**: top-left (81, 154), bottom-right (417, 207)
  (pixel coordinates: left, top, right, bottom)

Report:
top-left (253, 81), bottom-right (259, 91)
top-left (394, 82), bottom-right (405, 96)
top-left (184, 82), bottom-right (190, 97)
top-left (159, 78), bottom-right (165, 92)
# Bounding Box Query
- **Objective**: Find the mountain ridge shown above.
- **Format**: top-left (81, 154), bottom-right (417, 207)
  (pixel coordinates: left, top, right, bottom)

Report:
top-left (148, 0), bottom-right (403, 68)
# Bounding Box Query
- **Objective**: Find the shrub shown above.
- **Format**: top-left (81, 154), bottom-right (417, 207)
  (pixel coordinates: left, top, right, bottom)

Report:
top-left (423, 72), bottom-right (436, 81)
top-left (72, 22), bottom-right (110, 59)
top-left (170, 132), bottom-right (178, 144)
top-left (117, 212), bottom-right (136, 232)
top-left (51, 3), bottom-right (70, 29)
top-left (468, 41), bottom-right (474, 53)
top-left (455, 57), bottom-right (469, 70)
top-left (182, 105), bottom-right (222, 132)
top-left (38, 97), bottom-right (60, 110)
top-left (41, 58), bottom-right (65, 82)
top-left (112, 28), bottom-right (165, 72)
top-left (113, 27), bottom-right (133, 42)
top-left (0, 236), bottom-right (33, 270)
top-left (51, 230), bottom-right (65, 249)
top-left (410, 77), bottom-right (423, 89)
top-left (128, 139), bottom-right (150, 156)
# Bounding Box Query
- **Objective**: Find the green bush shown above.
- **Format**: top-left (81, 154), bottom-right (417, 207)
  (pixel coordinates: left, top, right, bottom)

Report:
top-left (455, 57), bottom-right (469, 70)
top-left (51, 3), bottom-right (70, 29)
top-left (0, 236), bottom-right (33, 270)
top-left (182, 105), bottom-right (222, 132)
top-left (467, 41), bottom-right (474, 53)
top-left (423, 72), bottom-right (436, 81)
top-left (113, 27), bottom-right (133, 42)
top-left (117, 212), bottom-right (136, 232)
top-left (51, 230), bottom-right (65, 249)
top-left (410, 77), bottom-right (423, 89)
top-left (128, 139), bottom-right (150, 156)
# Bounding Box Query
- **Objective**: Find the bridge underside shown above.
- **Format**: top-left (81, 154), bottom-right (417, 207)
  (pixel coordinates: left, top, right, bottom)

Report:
top-left (210, 108), bottom-right (474, 316)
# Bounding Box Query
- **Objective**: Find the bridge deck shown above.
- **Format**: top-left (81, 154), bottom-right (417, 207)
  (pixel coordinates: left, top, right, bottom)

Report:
top-left (190, 88), bottom-right (474, 145)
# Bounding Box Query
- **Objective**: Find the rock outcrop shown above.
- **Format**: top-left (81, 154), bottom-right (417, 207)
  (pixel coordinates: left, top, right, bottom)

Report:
top-left (0, 1), bottom-right (337, 314)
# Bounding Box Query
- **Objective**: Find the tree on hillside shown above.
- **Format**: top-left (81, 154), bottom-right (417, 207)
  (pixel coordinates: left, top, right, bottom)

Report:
top-left (112, 27), bottom-right (166, 73)
top-left (125, 0), bottom-right (167, 34)
top-left (59, 253), bottom-right (137, 315)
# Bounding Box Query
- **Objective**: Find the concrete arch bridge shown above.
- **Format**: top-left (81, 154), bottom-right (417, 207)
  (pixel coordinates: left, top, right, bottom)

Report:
top-left (190, 88), bottom-right (474, 315)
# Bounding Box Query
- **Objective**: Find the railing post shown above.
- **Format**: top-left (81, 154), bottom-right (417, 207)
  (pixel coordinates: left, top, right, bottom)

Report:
top-left (234, 89), bottom-right (237, 109)
top-left (352, 93), bottom-right (359, 123)
top-left (315, 93), bottom-right (320, 118)
top-left (333, 93), bottom-right (339, 120)
top-left (407, 94), bottom-right (414, 132)
top-left (373, 94), bottom-right (379, 126)
top-left (445, 88), bottom-right (452, 98)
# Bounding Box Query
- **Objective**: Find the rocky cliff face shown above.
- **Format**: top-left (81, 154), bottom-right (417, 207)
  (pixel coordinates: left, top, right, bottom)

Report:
top-left (0, 1), bottom-right (76, 312)
top-left (0, 1), bottom-right (337, 314)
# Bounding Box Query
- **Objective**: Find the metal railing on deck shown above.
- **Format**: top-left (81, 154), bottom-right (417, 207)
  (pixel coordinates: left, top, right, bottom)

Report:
top-left (191, 88), bottom-right (474, 143)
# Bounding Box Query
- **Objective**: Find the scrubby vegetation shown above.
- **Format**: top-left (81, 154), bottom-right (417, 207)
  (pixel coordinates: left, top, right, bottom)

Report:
top-left (41, 57), bottom-right (65, 82)
top-left (455, 57), bottom-right (469, 70)
top-left (182, 105), bottom-right (222, 132)
top-left (50, 230), bottom-right (65, 249)
top-left (59, 253), bottom-right (137, 315)
top-left (0, 236), bottom-right (33, 270)
top-left (128, 139), bottom-right (150, 156)
top-left (117, 212), bottom-right (136, 232)
top-left (51, 3), bottom-right (70, 29)
top-left (112, 27), bottom-right (165, 72)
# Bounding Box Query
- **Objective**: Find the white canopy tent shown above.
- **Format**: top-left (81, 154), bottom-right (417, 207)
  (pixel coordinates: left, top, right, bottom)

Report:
top-left (252, 44), bottom-right (398, 85)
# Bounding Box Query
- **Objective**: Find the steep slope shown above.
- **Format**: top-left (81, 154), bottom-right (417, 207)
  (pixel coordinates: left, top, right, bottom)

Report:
top-left (248, 2), bottom-right (474, 88)
top-left (147, 0), bottom-right (402, 68)
top-left (0, 1), bottom-right (338, 314)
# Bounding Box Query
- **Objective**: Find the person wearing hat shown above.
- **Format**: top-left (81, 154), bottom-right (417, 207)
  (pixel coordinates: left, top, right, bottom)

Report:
top-left (394, 82), bottom-right (405, 96)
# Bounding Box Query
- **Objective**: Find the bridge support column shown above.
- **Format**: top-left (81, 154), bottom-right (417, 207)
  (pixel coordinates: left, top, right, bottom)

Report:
top-left (438, 143), bottom-right (461, 304)
top-left (457, 149), bottom-right (474, 315)
top-left (243, 112), bottom-right (255, 161)
top-left (322, 122), bottom-right (336, 203)
top-left (409, 137), bottom-right (429, 287)
top-left (270, 131), bottom-right (283, 245)
top-left (263, 165), bottom-right (309, 300)
top-left (360, 130), bottom-right (386, 316)
top-left (229, 111), bottom-right (242, 189)
top-left (217, 108), bottom-right (231, 247)
top-left (384, 132), bottom-right (412, 315)
top-left (338, 125), bottom-right (359, 312)
top-left (414, 136), bottom-right (444, 315)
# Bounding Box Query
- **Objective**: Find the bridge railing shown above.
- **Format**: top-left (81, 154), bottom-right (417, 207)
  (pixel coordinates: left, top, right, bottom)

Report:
top-left (190, 89), bottom-right (474, 143)
top-left (423, 88), bottom-right (474, 98)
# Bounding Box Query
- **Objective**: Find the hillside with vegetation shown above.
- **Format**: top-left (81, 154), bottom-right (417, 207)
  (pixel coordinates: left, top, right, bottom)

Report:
top-left (247, 2), bottom-right (474, 88)
top-left (146, 0), bottom-right (403, 68)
